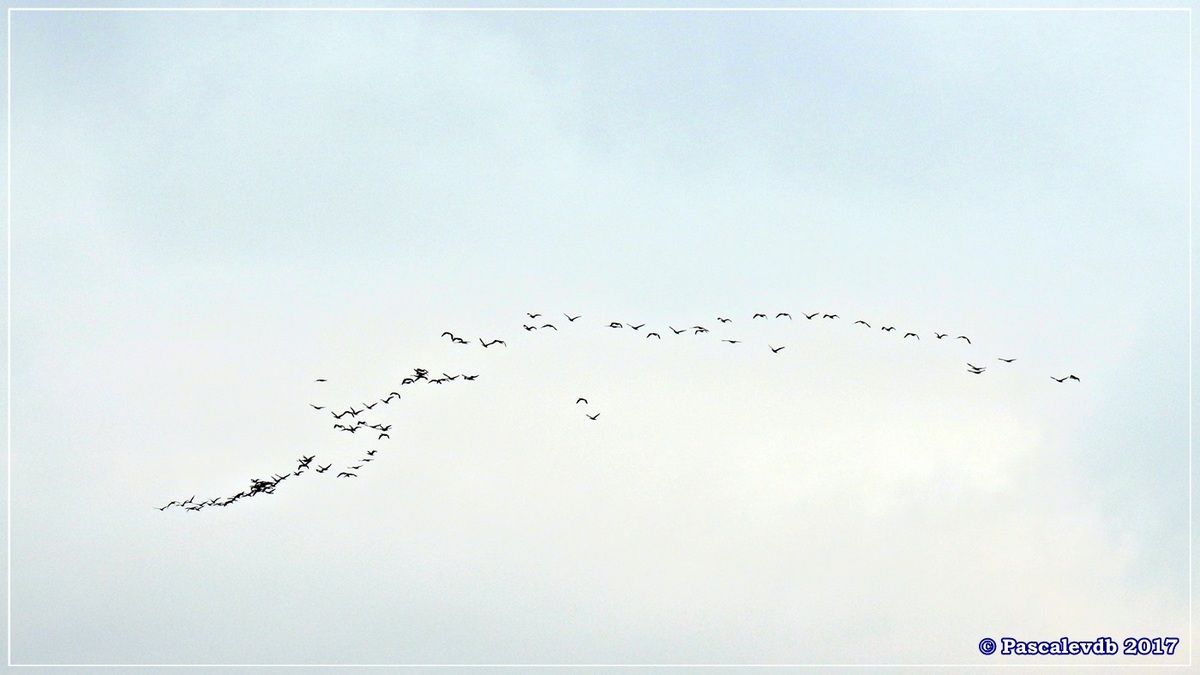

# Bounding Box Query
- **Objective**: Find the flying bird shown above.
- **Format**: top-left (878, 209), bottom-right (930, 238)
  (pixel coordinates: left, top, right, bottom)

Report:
top-left (314, 379), bottom-right (327, 383)
top-left (541, 324), bottom-right (558, 330)
top-left (628, 323), bottom-right (645, 330)
top-left (934, 333), bottom-right (947, 339)
top-left (646, 332), bottom-right (661, 339)
top-left (523, 324), bottom-right (538, 331)
top-left (769, 345), bottom-right (785, 353)
top-left (462, 374), bottom-right (479, 381)
top-left (565, 314), bottom-right (581, 322)
top-left (753, 313), bottom-right (767, 319)
top-left (1068, 375), bottom-right (1080, 381)
top-left (337, 472), bottom-right (357, 478)
top-left (1052, 376), bottom-right (1068, 382)
top-left (881, 326), bottom-right (896, 332)
top-left (310, 404), bottom-right (325, 410)
top-left (527, 313), bottom-right (541, 319)
top-left (776, 312), bottom-right (792, 319)
top-left (998, 358), bottom-right (1016, 363)
top-left (669, 326), bottom-right (687, 334)
top-left (721, 339), bottom-right (741, 344)
top-left (718, 317), bottom-right (731, 323)
top-left (378, 433), bottom-right (389, 440)
top-left (586, 413), bottom-right (600, 420)
top-left (316, 464), bottom-right (331, 473)
top-left (804, 313), bottom-right (819, 320)
top-left (903, 333), bottom-right (919, 340)
top-left (823, 314), bottom-right (839, 319)
top-left (481, 339), bottom-right (506, 348)
top-left (362, 402), bottom-right (378, 410)
top-left (609, 322), bottom-right (624, 329)
top-left (576, 398), bottom-right (588, 404)
top-left (956, 335), bottom-right (971, 344)
top-left (854, 320), bottom-right (871, 327)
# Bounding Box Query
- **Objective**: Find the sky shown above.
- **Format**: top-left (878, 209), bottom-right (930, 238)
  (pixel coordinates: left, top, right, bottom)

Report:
top-left (6, 4), bottom-right (1193, 668)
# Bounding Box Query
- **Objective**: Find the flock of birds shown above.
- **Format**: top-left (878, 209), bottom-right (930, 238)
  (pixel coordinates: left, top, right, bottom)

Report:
top-left (160, 309), bottom-right (1079, 512)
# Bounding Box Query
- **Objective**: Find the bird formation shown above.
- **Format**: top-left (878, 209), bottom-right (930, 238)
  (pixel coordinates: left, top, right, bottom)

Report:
top-left (158, 366), bottom-right (478, 512)
top-left (161, 308), bottom-right (1080, 512)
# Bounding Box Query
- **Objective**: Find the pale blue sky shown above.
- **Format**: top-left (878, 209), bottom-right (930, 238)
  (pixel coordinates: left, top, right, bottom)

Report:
top-left (8, 5), bottom-right (1192, 666)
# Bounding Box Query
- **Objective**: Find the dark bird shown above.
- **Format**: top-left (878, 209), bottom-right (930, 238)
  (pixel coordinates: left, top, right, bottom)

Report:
top-left (669, 326), bottom-right (687, 334)
top-left (362, 402), bottom-right (378, 409)
top-left (1052, 376), bottom-right (1068, 382)
top-left (769, 345), bottom-right (785, 353)
top-left (646, 332), bottom-right (661, 339)
top-left (576, 398), bottom-right (588, 404)
top-left (967, 363), bottom-right (985, 371)
top-left (443, 373), bottom-right (459, 380)
top-left (956, 335), bottom-right (971, 344)
top-left (935, 333), bottom-right (947, 339)
top-left (523, 324), bottom-right (538, 331)
top-left (586, 413), bottom-right (600, 420)
top-left (823, 314), bottom-right (839, 319)
top-left (854, 320), bottom-right (871, 327)
top-left (462, 374), bottom-right (479, 381)
top-left (776, 312), bottom-right (792, 319)
top-left (382, 392), bottom-right (402, 403)
top-left (903, 333), bottom-right (919, 340)
top-left (156, 504), bottom-right (171, 511)
top-left (347, 407), bottom-right (363, 417)
top-left (337, 472), bottom-right (357, 478)
top-left (565, 314), bottom-right (581, 322)
top-left (881, 326), bottom-right (896, 332)
top-left (378, 433), bottom-right (390, 440)
top-left (316, 464), bottom-right (331, 473)
top-left (298, 455), bottom-right (315, 469)
top-left (314, 379), bottom-right (327, 382)
top-left (401, 377), bottom-right (416, 385)
top-left (968, 369), bottom-right (985, 375)
top-left (349, 465), bottom-right (363, 471)
top-left (366, 449), bottom-right (378, 456)
top-left (310, 404), bottom-right (325, 410)
top-left (804, 313), bottom-right (819, 320)
top-left (753, 313), bottom-right (767, 319)
top-left (441, 331), bottom-right (460, 341)
top-left (998, 358), bottom-right (1016, 363)
top-left (718, 317), bottom-right (732, 323)
top-left (541, 324), bottom-right (558, 331)
top-left (361, 457), bottom-right (374, 463)
top-left (721, 339), bottom-right (741, 344)
top-left (694, 327), bottom-right (709, 334)
top-left (628, 323), bottom-right (645, 330)
top-left (481, 339), bottom-right (507, 348)
top-left (609, 322), bottom-right (624, 329)
top-left (331, 410), bottom-right (351, 419)
top-left (453, 337), bottom-right (469, 344)
top-left (527, 313), bottom-right (541, 319)
top-left (1068, 375), bottom-right (1080, 381)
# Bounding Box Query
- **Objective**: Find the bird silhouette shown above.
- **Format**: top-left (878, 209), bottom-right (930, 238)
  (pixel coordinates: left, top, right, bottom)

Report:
top-left (1052, 376), bottom-right (1068, 382)
top-left (609, 322), bottom-right (624, 329)
top-left (462, 374), bottom-right (479, 381)
top-left (314, 379), bottom-right (327, 382)
top-left (804, 313), bottom-right (819, 320)
top-left (378, 433), bottom-right (390, 440)
top-left (769, 345), bottom-right (785, 353)
top-left (565, 314), bottom-right (581, 322)
top-left (362, 402), bottom-right (377, 410)
top-left (903, 333), bottom-right (919, 340)
top-left (628, 323), bottom-right (645, 330)
top-left (1068, 375), bottom-right (1080, 381)
top-left (541, 324), bottom-right (558, 330)
top-left (718, 317), bottom-right (732, 323)
top-left (527, 313), bottom-right (541, 319)
top-left (956, 336), bottom-right (971, 344)
top-left (316, 464), bottom-right (332, 473)
top-left (854, 320), bottom-right (871, 327)
top-left (576, 398), bottom-right (588, 404)
top-left (753, 313), bottom-right (767, 319)
top-left (881, 326), bottom-right (896, 332)
top-left (998, 358), bottom-right (1016, 363)
top-left (823, 314), bottom-right (839, 319)
top-left (669, 326), bottom-right (687, 334)
top-left (310, 404), bottom-right (325, 410)
top-left (646, 332), bottom-right (661, 339)
top-left (776, 312), bottom-right (792, 319)
top-left (586, 413), bottom-right (600, 420)
top-left (523, 324), bottom-right (538, 331)
top-left (481, 339), bottom-right (506, 348)
top-left (721, 339), bottom-right (741, 344)
top-left (934, 333), bottom-right (947, 339)
top-left (337, 472), bottom-right (357, 478)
